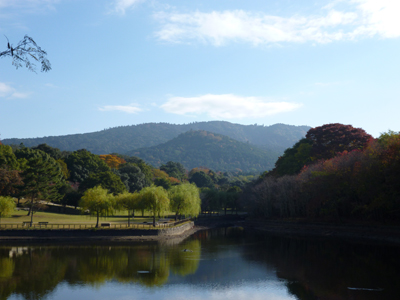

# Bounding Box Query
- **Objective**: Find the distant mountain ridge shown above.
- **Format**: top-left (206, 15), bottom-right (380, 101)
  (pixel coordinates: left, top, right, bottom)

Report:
top-left (2, 121), bottom-right (310, 155)
top-left (128, 130), bottom-right (280, 172)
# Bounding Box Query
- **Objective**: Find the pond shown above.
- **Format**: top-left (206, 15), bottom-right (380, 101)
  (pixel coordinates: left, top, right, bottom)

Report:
top-left (0, 227), bottom-right (399, 300)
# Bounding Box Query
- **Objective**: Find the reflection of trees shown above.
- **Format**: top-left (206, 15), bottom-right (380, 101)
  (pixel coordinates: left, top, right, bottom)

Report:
top-left (0, 258), bottom-right (14, 279)
top-left (0, 241), bottom-right (202, 298)
top-left (0, 248), bottom-right (68, 300)
top-left (2, 229), bottom-right (399, 300)
top-left (136, 254), bottom-right (170, 287)
top-left (170, 240), bottom-right (201, 276)
top-left (0, 258), bottom-right (16, 300)
top-left (242, 234), bottom-right (400, 300)
top-left (77, 249), bottom-right (129, 285)
top-left (111, 246), bottom-right (170, 287)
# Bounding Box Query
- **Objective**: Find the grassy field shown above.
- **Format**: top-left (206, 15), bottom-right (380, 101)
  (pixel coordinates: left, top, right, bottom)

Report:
top-left (0, 206), bottom-right (237, 226)
top-left (0, 210), bottom-right (175, 225)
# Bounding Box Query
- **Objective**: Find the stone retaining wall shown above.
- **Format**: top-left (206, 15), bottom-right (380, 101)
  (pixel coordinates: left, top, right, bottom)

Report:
top-left (0, 222), bottom-right (194, 238)
top-left (157, 222), bottom-right (194, 236)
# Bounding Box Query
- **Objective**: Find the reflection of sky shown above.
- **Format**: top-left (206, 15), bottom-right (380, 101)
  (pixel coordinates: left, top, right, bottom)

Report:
top-left (23, 280), bottom-right (296, 300)
top-left (169, 245), bottom-right (278, 286)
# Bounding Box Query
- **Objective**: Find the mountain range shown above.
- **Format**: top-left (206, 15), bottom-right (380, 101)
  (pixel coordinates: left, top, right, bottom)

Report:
top-left (2, 121), bottom-right (310, 155)
top-left (128, 130), bottom-right (281, 172)
top-left (2, 121), bottom-right (310, 172)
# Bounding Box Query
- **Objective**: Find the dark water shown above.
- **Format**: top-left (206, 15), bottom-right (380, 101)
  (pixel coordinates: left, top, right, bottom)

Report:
top-left (1, 227), bottom-right (399, 300)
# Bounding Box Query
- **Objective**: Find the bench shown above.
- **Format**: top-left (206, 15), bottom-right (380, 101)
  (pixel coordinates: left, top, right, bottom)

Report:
top-left (142, 221), bottom-right (158, 226)
top-left (100, 223), bottom-right (111, 227)
top-left (38, 222), bottom-right (48, 226)
top-left (159, 218), bottom-right (171, 223)
top-left (22, 221), bottom-right (31, 226)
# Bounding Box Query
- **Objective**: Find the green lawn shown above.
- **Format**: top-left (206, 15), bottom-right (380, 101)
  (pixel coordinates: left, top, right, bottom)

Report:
top-left (0, 210), bottom-right (176, 225)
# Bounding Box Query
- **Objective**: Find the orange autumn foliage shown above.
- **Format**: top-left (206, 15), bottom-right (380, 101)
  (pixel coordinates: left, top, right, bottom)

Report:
top-left (99, 154), bottom-right (126, 169)
top-left (152, 169), bottom-right (170, 180)
top-left (188, 167), bottom-right (211, 178)
top-left (153, 169), bottom-right (181, 184)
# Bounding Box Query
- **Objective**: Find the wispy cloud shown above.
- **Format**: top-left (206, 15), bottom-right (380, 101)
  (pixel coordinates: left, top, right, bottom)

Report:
top-left (161, 94), bottom-right (302, 119)
top-left (0, 0), bottom-right (59, 11)
top-left (99, 104), bottom-right (142, 113)
top-left (314, 81), bottom-right (346, 87)
top-left (154, 0), bottom-right (400, 46)
top-left (0, 83), bottom-right (14, 96)
top-left (111, 0), bottom-right (144, 14)
top-left (0, 82), bottom-right (29, 99)
top-left (44, 83), bottom-right (58, 88)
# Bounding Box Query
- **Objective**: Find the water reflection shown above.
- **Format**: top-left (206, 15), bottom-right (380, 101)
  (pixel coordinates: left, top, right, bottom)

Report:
top-left (0, 228), bottom-right (399, 300)
top-left (241, 233), bottom-right (400, 300)
top-left (0, 240), bottom-right (201, 300)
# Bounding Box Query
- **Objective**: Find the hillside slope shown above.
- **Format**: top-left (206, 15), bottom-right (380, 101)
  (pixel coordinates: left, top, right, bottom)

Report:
top-left (2, 121), bottom-right (310, 154)
top-left (128, 130), bottom-right (280, 172)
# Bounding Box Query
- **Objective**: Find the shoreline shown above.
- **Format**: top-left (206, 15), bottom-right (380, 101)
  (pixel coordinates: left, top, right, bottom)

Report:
top-left (1, 217), bottom-right (400, 245)
top-left (244, 219), bottom-right (400, 245)
top-left (0, 222), bottom-right (208, 244)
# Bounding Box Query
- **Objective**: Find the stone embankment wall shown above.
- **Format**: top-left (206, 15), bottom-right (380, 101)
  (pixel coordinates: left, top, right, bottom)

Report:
top-left (158, 222), bottom-right (194, 236)
top-left (0, 222), bottom-right (194, 238)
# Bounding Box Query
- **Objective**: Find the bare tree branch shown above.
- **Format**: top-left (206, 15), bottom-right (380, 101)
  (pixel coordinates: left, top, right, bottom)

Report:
top-left (1, 35), bottom-right (51, 73)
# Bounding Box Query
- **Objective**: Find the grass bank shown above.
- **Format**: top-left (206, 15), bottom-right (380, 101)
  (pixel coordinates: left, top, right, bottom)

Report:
top-left (0, 210), bottom-right (176, 225)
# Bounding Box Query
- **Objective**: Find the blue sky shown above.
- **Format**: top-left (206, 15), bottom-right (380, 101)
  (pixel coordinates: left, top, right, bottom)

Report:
top-left (1, 0), bottom-right (400, 139)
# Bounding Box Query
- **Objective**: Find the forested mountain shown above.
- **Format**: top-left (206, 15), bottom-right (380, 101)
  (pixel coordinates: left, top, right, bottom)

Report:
top-left (127, 130), bottom-right (280, 172)
top-left (2, 121), bottom-right (310, 155)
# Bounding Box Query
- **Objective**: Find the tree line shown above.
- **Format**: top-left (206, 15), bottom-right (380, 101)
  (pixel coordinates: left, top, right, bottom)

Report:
top-left (246, 124), bottom-right (400, 223)
top-left (4, 122), bottom-right (392, 225)
top-left (0, 142), bottom-right (246, 225)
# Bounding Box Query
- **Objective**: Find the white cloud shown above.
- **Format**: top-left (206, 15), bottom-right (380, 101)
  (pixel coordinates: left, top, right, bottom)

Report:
top-left (0, 83), bottom-right (14, 96)
top-left (99, 104), bottom-right (142, 113)
top-left (351, 0), bottom-right (400, 38)
top-left (112, 0), bottom-right (144, 14)
top-left (161, 94), bottom-right (302, 119)
top-left (0, 82), bottom-right (29, 99)
top-left (154, 0), bottom-right (400, 46)
top-left (10, 92), bottom-right (30, 98)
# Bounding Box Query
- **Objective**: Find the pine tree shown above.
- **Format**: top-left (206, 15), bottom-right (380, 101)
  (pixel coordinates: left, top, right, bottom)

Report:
top-left (15, 148), bottom-right (64, 226)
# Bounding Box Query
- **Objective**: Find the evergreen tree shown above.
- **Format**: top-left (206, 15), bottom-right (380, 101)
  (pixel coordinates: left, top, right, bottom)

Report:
top-left (189, 171), bottom-right (214, 188)
top-left (15, 148), bottom-right (64, 225)
top-left (65, 149), bottom-right (110, 183)
top-left (117, 164), bottom-right (147, 192)
top-left (79, 171), bottom-right (126, 195)
top-left (160, 161), bottom-right (187, 181)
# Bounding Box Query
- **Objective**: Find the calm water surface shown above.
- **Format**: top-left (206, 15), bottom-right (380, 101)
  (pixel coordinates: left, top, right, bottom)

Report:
top-left (1, 227), bottom-right (399, 300)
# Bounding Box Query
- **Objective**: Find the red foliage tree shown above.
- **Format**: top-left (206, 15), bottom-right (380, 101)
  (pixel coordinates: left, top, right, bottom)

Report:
top-left (306, 123), bottom-right (372, 160)
top-left (0, 169), bottom-right (23, 196)
top-left (298, 150), bottom-right (364, 219)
